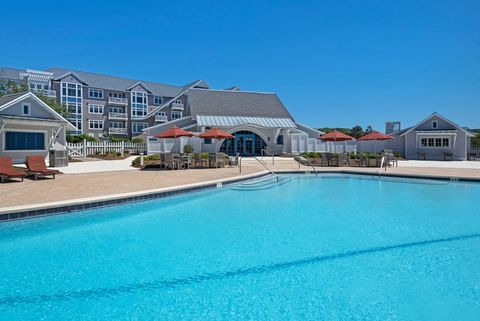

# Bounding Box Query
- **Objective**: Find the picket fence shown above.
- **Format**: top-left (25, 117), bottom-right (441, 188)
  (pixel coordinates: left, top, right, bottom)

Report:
top-left (67, 140), bottom-right (147, 158)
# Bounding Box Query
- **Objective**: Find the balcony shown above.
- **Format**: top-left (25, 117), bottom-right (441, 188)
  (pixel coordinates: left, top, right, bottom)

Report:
top-left (32, 88), bottom-right (56, 97)
top-left (108, 97), bottom-right (128, 105)
top-left (109, 127), bottom-right (128, 135)
top-left (171, 102), bottom-right (184, 110)
top-left (108, 112), bottom-right (128, 120)
top-left (155, 115), bottom-right (168, 122)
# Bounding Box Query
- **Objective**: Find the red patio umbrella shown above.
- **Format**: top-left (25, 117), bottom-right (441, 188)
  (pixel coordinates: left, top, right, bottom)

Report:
top-left (358, 131), bottom-right (394, 154)
top-left (154, 125), bottom-right (194, 139)
top-left (320, 130), bottom-right (354, 153)
top-left (198, 128), bottom-right (235, 139)
top-left (154, 125), bottom-right (194, 153)
top-left (319, 130), bottom-right (354, 142)
top-left (357, 131), bottom-right (394, 141)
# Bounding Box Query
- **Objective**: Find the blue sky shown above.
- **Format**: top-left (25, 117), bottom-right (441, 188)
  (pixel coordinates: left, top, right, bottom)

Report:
top-left (1, 0), bottom-right (479, 130)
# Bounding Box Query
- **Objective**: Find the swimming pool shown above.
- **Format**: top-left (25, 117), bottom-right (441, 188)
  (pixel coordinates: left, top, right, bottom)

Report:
top-left (1, 174), bottom-right (479, 320)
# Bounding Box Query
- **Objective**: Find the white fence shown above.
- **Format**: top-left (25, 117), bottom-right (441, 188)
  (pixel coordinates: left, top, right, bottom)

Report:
top-left (67, 140), bottom-right (147, 158)
top-left (291, 134), bottom-right (358, 154)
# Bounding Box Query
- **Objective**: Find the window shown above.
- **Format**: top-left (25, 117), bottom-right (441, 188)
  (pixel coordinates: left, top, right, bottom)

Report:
top-left (5, 131), bottom-right (45, 150)
top-left (132, 122), bottom-right (148, 133)
top-left (88, 88), bottom-right (104, 99)
top-left (157, 111), bottom-right (166, 116)
top-left (171, 111), bottom-right (182, 119)
top-left (109, 92), bottom-right (125, 98)
top-left (61, 81), bottom-right (83, 133)
top-left (88, 104), bottom-right (104, 114)
top-left (420, 137), bottom-right (449, 148)
top-left (154, 96), bottom-right (163, 105)
top-left (88, 120), bottom-right (104, 130)
top-left (131, 91), bottom-right (148, 118)
top-left (174, 99), bottom-right (182, 104)
top-left (432, 121), bottom-right (438, 129)
top-left (110, 122), bottom-right (125, 128)
top-left (22, 103), bottom-right (31, 116)
top-left (276, 135), bottom-right (284, 145)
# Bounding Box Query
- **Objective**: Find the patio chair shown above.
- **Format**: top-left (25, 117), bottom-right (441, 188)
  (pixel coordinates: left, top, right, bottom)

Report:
top-left (229, 153), bottom-right (239, 167)
top-left (385, 153), bottom-right (398, 167)
top-left (164, 153), bottom-right (178, 170)
top-left (469, 152), bottom-right (478, 161)
top-left (320, 153), bottom-right (329, 167)
top-left (214, 153), bottom-right (226, 168)
top-left (0, 157), bottom-right (26, 183)
top-left (338, 153), bottom-right (349, 167)
top-left (180, 154), bottom-right (193, 169)
top-left (26, 155), bottom-right (60, 180)
top-left (444, 152), bottom-right (453, 161)
top-left (194, 153), bottom-right (208, 168)
top-left (358, 154), bottom-right (368, 167)
top-left (328, 154), bottom-right (339, 167)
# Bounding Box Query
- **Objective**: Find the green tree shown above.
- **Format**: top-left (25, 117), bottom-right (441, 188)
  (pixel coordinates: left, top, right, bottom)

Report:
top-left (350, 125), bottom-right (364, 138)
top-left (365, 125), bottom-right (374, 133)
top-left (0, 79), bottom-right (29, 96)
top-left (472, 133), bottom-right (480, 147)
top-left (36, 94), bottom-right (68, 118)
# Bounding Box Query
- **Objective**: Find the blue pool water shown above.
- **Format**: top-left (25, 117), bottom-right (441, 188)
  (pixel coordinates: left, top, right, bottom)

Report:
top-left (1, 174), bottom-right (480, 320)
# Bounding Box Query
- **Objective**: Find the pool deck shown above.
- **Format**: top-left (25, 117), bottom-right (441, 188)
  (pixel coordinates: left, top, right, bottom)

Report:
top-left (1, 158), bottom-right (480, 218)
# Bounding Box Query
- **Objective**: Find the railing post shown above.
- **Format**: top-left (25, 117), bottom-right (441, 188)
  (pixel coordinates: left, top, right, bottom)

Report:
top-left (239, 157), bottom-right (242, 174)
top-left (83, 139), bottom-right (87, 158)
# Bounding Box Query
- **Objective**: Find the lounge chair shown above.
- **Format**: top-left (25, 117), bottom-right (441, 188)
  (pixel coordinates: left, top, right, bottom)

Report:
top-left (320, 153), bottom-right (329, 167)
top-left (358, 154), bottom-right (368, 167)
top-left (26, 156), bottom-right (59, 180)
top-left (194, 153), bottom-right (207, 168)
top-left (0, 157), bottom-right (26, 183)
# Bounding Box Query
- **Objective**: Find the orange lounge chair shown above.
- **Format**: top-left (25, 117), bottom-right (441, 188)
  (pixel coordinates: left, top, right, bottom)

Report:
top-left (26, 156), bottom-right (60, 180)
top-left (0, 157), bottom-right (27, 183)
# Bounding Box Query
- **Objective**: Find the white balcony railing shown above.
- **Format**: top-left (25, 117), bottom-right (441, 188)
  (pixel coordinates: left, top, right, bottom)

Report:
top-left (109, 127), bottom-right (128, 135)
top-left (108, 97), bottom-right (128, 105)
top-left (155, 115), bottom-right (168, 122)
top-left (171, 102), bottom-right (184, 110)
top-left (32, 88), bottom-right (56, 97)
top-left (108, 112), bottom-right (128, 120)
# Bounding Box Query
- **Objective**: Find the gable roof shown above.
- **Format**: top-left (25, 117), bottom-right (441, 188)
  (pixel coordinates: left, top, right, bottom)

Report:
top-left (126, 81), bottom-right (152, 93)
top-left (52, 71), bottom-right (89, 85)
top-left (0, 67), bottom-right (26, 81)
top-left (187, 88), bottom-right (294, 120)
top-left (399, 112), bottom-right (475, 137)
top-left (0, 92), bottom-right (77, 130)
top-left (47, 67), bottom-right (185, 97)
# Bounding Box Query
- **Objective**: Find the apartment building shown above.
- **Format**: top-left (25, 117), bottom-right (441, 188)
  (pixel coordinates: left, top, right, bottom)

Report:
top-left (0, 67), bottom-right (209, 138)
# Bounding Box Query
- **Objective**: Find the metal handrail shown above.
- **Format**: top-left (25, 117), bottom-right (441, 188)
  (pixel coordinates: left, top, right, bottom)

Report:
top-left (261, 149), bottom-right (275, 165)
top-left (254, 156), bottom-right (279, 182)
top-left (294, 156), bottom-right (318, 177)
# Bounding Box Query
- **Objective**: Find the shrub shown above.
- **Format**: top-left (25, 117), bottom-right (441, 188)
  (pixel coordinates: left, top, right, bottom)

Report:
top-left (131, 154), bottom-right (160, 166)
top-left (183, 144), bottom-right (194, 154)
top-left (67, 134), bottom-right (96, 143)
top-left (200, 152), bottom-right (209, 159)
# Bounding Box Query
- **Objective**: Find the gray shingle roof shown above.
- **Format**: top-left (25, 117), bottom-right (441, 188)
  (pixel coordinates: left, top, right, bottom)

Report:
top-left (0, 92), bottom-right (27, 107)
top-left (187, 89), bottom-right (294, 120)
top-left (47, 67), bottom-right (185, 97)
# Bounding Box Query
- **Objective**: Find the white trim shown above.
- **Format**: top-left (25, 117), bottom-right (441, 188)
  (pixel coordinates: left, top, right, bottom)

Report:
top-left (0, 92), bottom-right (77, 131)
top-left (2, 128), bottom-right (48, 152)
top-left (53, 71), bottom-right (88, 85)
top-left (126, 81), bottom-right (152, 93)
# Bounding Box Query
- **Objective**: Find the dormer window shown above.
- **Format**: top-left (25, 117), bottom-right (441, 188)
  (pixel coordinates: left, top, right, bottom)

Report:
top-left (22, 103), bottom-right (31, 116)
top-left (432, 120), bottom-right (438, 129)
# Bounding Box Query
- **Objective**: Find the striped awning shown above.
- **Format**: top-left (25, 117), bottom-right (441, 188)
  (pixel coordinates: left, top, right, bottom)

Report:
top-left (196, 115), bottom-right (296, 128)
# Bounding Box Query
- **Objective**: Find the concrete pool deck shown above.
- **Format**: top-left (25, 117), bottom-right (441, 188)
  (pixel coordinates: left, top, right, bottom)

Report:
top-left (1, 157), bottom-right (480, 217)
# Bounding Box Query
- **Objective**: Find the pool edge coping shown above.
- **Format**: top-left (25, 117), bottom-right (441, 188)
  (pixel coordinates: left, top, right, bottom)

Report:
top-left (1, 169), bottom-right (479, 222)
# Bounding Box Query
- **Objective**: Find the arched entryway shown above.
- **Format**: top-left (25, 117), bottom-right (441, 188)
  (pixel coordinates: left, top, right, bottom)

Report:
top-left (219, 130), bottom-right (267, 156)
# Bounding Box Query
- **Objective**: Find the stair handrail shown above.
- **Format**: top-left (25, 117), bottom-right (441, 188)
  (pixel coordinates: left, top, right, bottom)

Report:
top-left (261, 149), bottom-right (275, 165)
top-left (294, 156), bottom-right (318, 177)
top-left (254, 156), bottom-right (279, 182)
